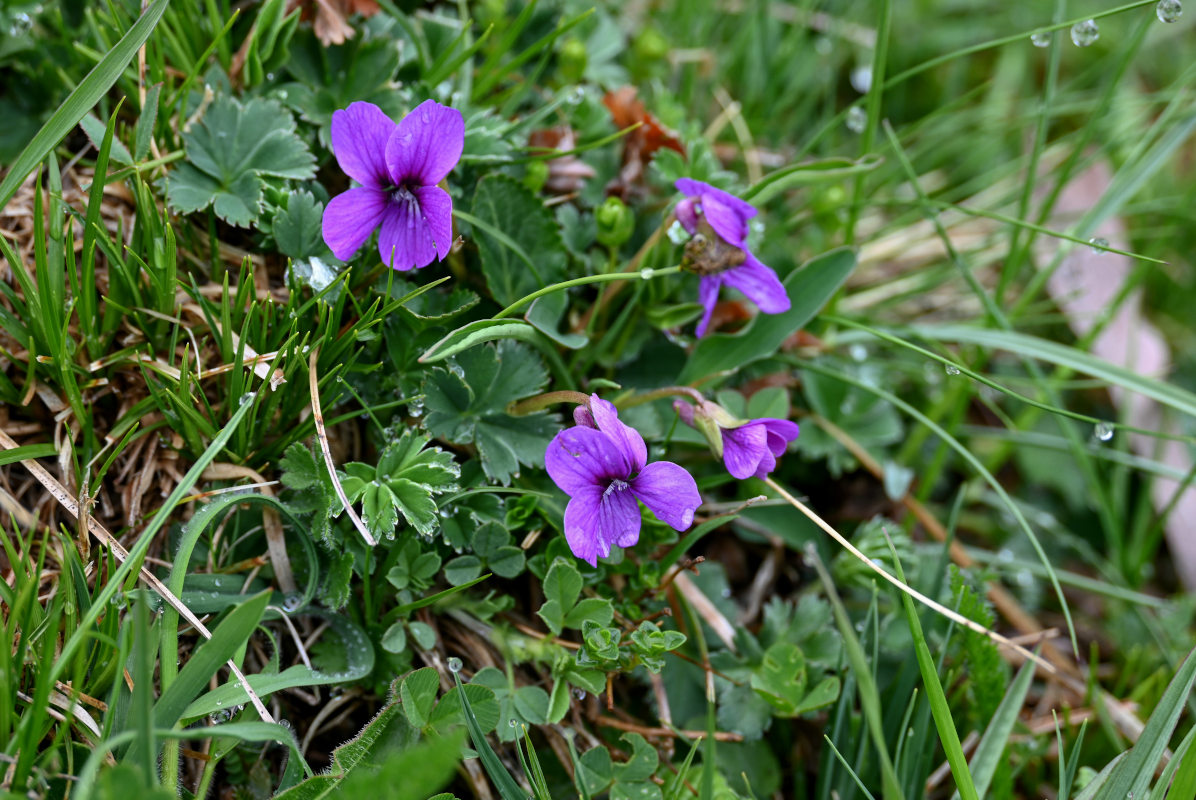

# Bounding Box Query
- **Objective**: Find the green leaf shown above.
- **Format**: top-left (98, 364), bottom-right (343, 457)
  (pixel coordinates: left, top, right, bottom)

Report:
top-left (444, 555), bottom-right (483, 586)
top-left (468, 174), bottom-right (568, 306)
top-left (274, 189), bottom-right (327, 260)
top-left (564, 597), bottom-right (614, 630)
top-left (749, 642), bottom-right (807, 715)
top-left (401, 667), bottom-right (441, 729)
top-left (381, 622), bottom-right (407, 655)
top-left (167, 94), bottom-right (315, 226)
top-left (430, 684), bottom-right (501, 734)
top-left (80, 114), bottom-right (132, 165)
top-left (678, 247), bottom-right (856, 383)
top-left (614, 733), bottom-right (659, 783)
top-left (422, 341), bottom-right (559, 484)
top-left (512, 686), bottom-right (550, 725)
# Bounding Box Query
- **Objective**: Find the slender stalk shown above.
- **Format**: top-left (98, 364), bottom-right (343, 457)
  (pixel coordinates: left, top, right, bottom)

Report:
top-left (492, 266), bottom-right (680, 320)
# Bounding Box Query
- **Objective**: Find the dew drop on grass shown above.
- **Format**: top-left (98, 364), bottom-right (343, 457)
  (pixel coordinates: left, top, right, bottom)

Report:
top-left (282, 593), bottom-right (303, 613)
top-left (572, 689), bottom-right (586, 700)
top-left (508, 718), bottom-right (518, 728)
top-left (846, 106), bottom-right (867, 133)
top-left (1030, 31), bottom-right (1051, 47)
top-left (1070, 19), bottom-right (1099, 46)
top-left (1157, 0), bottom-right (1182, 21)
top-left (849, 343), bottom-right (868, 362)
top-left (447, 656), bottom-right (463, 673)
top-left (1089, 237), bottom-right (1109, 254)
top-left (640, 268), bottom-right (655, 279)
top-left (850, 65), bottom-right (873, 94)
top-left (1093, 421), bottom-right (1114, 442)
top-left (944, 364), bottom-right (961, 376)
top-left (239, 392), bottom-right (256, 406)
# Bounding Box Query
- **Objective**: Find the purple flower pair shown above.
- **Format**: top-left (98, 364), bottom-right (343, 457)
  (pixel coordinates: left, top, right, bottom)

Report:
top-left (322, 100), bottom-right (464, 270)
top-left (546, 396), bottom-right (701, 567)
top-left (674, 178), bottom-right (790, 337)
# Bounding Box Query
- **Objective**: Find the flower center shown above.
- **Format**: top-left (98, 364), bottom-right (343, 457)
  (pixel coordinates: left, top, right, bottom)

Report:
top-left (388, 183), bottom-right (419, 207)
top-left (603, 478), bottom-right (630, 499)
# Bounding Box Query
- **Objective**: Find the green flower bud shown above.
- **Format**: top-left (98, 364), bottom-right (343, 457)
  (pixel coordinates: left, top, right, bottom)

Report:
top-left (633, 26), bottom-right (669, 64)
top-left (523, 160), bottom-right (549, 193)
top-left (558, 36), bottom-right (588, 83)
top-left (595, 196), bottom-right (634, 247)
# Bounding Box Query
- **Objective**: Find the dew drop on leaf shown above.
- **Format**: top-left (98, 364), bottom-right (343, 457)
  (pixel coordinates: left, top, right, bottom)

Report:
top-left (447, 656), bottom-right (463, 673)
top-left (1070, 19), bottom-right (1099, 46)
top-left (1030, 32), bottom-right (1051, 47)
top-left (1157, 0), bottom-right (1182, 22)
top-left (1093, 421), bottom-right (1114, 442)
top-left (846, 106), bottom-right (867, 134)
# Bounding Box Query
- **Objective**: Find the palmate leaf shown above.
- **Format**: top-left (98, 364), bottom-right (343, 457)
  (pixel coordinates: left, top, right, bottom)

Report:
top-left (339, 431), bottom-right (459, 540)
top-left (422, 340), bottom-right (560, 484)
top-left (166, 94), bottom-right (315, 226)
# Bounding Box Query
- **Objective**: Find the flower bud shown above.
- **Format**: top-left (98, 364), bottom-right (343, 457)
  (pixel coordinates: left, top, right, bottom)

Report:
top-left (558, 36), bottom-right (588, 83)
top-left (595, 196), bottom-right (635, 247)
top-left (573, 404), bottom-right (597, 428)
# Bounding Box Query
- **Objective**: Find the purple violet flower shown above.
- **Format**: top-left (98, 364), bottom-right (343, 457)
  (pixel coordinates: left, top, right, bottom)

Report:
top-left (674, 400), bottom-right (799, 480)
top-left (322, 100), bottom-right (464, 270)
top-left (721, 418), bottom-right (800, 480)
top-left (546, 395), bottom-right (701, 567)
top-left (674, 178), bottom-right (790, 336)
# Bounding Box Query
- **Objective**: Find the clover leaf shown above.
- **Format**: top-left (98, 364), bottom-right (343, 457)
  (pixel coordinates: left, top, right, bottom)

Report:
top-left (422, 340), bottom-right (560, 484)
top-left (166, 94), bottom-right (316, 227)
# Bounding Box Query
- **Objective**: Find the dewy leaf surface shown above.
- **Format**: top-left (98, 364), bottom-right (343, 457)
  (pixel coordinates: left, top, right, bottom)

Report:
top-left (469, 174), bottom-right (568, 307)
top-left (422, 340), bottom-right (560, 484)
top-left (166, 94), bottom-right (315, 226)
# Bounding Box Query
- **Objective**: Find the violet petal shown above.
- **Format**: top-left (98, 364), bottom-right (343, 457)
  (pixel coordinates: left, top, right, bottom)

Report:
top-left (564, 483), bottom-right (641, 567)
top-left (676, 178), bottom-right (758, 222)
top-left (322, 186), bottom-right (388, 260)
top-left (385, 99), bottom-right (465, 186)
top-left (694, 274), bottom-right (722, 338)
top-left (376, 191), bottom-right (437, 270)
top-left (546, 427), bottom-right (629, 496)
top-left (413, 184), bottom-right (453, 262)
top-left (722, 423), bottom-right (769, 480)
top-left (589, 395), bottom-right (647, 474)
top-left (631, 461), bottom-right (700, 531)
top-left (330, 101), bottom-right (395, 187)
top-left (700, 191), bottom-right (751, 247)
top-left (722, 253), bottom-right (790, 314)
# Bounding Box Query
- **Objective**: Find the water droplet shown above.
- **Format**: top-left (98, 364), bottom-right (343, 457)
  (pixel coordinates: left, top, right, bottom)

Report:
top-left (10, 12), bottom-right (32, 35)
top-left (944, 364), bottom-right (961, 376)
top-left (639, 268), bottom-right (655, 279)
top-left (1030, 31), bottom-right (1051, 47)
top-left (282, 593), bottom-right (303, 613)
top-left (568, 87), bottom-right (585, 105)
top-left (849, 343), bottom-right (868, 362)
top-left (846, 106), bottom-right (867, 134)
top-left (1089, 237), bottom-right (1109, 254)
top-left (572, 688), bottom-right (587, 700)
top-left (508, 718), bottom-right (519, 727)
top-left (110, 591), bottom-right (124, 607)
top-left (850, 65), bottom-right (873, 94)
top-left (1093, 421), bottom-right (1114, 442)
top-left (447, 656), bottom-right (463, 673)
top-left (277, 89), bottom-right (288, 100)
top-left (1070, 19), bottom-right (1099, 46)
top-left (238, 392), bottom-right (255, 407)
top-left (814, 36), bottom-right (832, 55)
top-left (266, 72), bottom-right (276, 81)
top-left (279, 719), bottom-right (293, 730)
top-left (666, 219), bottom-right (691, 245)
top-left (1158, 0), bottom-right (1183, 21)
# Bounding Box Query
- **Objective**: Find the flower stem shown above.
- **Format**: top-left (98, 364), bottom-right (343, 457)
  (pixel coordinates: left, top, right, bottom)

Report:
top-left (618, 385), bottom-right (706, 408)
top-left (493, 265), bottom-right (681, 320)
top-left (507, 390), bottom-right (591, 416)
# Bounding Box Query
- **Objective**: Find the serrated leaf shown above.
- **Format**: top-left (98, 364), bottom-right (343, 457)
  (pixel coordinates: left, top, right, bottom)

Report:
top-left (167, 93), bottom-right (315, 226)
top-left (469, 174), bottom-right (568, 306)
top-left (274, 189), bottom-right (327, 260)
top-left (279, 442), bottom-right (321, 489)
top-left (422, 340), bottom-right (559, 484)
top-left (80, 114), bottom-right (132, 164)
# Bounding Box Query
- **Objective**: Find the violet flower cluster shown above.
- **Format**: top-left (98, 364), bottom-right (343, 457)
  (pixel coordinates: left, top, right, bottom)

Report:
top-left (322, 99), bottom-right (463, 270)
top-left (545, 396), bottom-right (701, 567)
top-left (674, 178), bottom-right (790, 337)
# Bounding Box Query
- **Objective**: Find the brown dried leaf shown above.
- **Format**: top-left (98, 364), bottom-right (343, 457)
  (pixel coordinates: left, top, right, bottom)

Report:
top-left (602, 87), bottom-right (686, 198)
